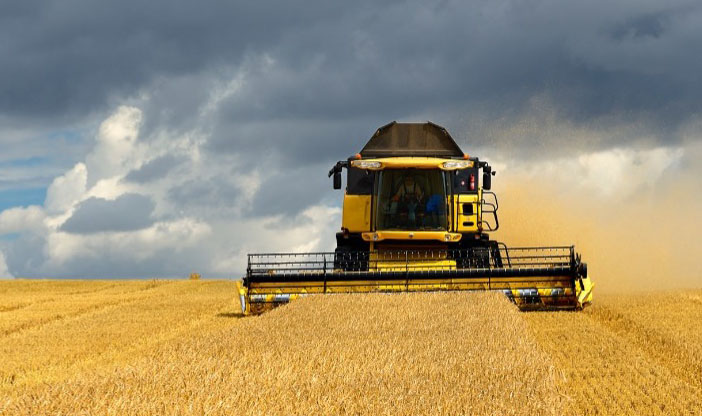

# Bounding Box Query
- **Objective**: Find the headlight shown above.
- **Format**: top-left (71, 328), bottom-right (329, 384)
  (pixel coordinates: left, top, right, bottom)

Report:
top-left (441, 160), bottom-right (473, 170)
top-left (351, 160), bottom-right (383, 169)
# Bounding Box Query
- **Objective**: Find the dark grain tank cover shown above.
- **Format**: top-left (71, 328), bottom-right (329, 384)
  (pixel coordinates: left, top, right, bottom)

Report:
top-left (360, 121), bottom-right (464, 158)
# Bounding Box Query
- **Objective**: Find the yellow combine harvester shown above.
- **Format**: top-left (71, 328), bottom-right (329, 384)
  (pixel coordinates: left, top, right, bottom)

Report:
top-left (237, 122), bottom-right (593, 314)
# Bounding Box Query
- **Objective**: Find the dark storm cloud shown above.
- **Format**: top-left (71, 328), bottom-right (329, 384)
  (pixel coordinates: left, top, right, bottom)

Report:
top-left (248, 163), bottom-right (334, 217)
top-left (198, 0), bottom-right (702, 162)
top-left (60, 193), bottom-right (155, 233)
top-left (4, 0), bottom-right (702, 134)
top-left (124, 154), bottom-right (184, 183)
top-left (610, 12), bottom-right (669, 40)
top-left (207, 118), bottom-right (380, 169)
top-left (4, 0), bottom-right (702, 279)
top-left (0, 0), bottom-right (380, 118)
top-left (166, 173), bottom-right (245, 219)
top-left (1, 232), bottom-right (47, 277)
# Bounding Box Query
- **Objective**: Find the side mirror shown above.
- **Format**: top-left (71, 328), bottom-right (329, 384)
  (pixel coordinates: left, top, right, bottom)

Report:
top-left (333, 171), bottom-right (342, 189)
top-left (482, 166), bottom-right (492, 190)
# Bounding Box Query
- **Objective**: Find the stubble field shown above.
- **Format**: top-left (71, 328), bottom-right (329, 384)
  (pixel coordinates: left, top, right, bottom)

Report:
top-left (0, 280), bottom-right (700, 415)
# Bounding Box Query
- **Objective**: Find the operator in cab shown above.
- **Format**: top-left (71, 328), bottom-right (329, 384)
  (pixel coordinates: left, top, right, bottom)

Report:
top-left (392, 174), bottom-right (425, 226)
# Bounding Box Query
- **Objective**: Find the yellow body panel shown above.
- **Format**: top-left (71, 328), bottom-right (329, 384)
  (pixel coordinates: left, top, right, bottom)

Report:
top-left (576, 275), bottom-right (595, 306)
top-left (342, 194), bottom-right (371, 232)
top-left (362, 231), bottom-right (462, 242)
top-left (343, 158), bottom-right (481, 238)
top-left (352, 157), bottom-right (473, 170)
top-left (246, 275), bottom-right (575, 292)
top-left (369, 249), bottom-right (457, 271)
top-left (455, 194), bottom-right (480, 233)
top-left (239, 274), bottom-right (583, 315)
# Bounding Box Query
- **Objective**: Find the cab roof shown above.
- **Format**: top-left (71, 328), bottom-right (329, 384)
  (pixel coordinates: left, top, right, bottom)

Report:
top-left (359, 121), bottom-right (464, 158)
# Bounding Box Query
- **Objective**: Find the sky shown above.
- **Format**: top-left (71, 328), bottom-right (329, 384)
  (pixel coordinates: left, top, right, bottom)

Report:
top-left (0, 1), bottom-right (700, 289)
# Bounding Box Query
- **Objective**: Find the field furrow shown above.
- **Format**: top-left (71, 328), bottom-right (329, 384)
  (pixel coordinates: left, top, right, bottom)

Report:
top-left (1, 281), bottom-right (700, 415)
top-left (589, 292), bottom-right (702, 392)
top-left (525, 307), bottom-right (702, 415)
top-left (3, 291), bottom-right (566, 416)
top-left (0, 280), bottom-right (235, 396)
top-left (0, 280), bottom-right (174, 336)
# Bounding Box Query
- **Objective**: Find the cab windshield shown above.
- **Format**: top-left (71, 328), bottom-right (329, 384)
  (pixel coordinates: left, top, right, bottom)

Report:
top-left (375, 169), bottom-right (448, 231)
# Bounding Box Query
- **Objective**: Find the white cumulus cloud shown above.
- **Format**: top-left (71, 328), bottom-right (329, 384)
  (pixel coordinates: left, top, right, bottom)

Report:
top-left (0, 205), bottom-right (46, 235)
top-left (0, 103), bottom-right (342, 278)
top-left (45, 162), bottom-right (87, 214)
top-left (496, 145), bottom-right (685, 199)
top-left (86, 106), bottom-right (144, 185)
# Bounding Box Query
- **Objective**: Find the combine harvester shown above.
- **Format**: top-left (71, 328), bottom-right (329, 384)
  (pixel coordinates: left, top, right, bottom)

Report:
top-left (237, 122), bottom-right (593, 314)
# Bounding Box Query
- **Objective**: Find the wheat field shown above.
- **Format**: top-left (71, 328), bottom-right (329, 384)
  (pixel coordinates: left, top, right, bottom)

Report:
top-left (1, 280), bottom-right (700, 415)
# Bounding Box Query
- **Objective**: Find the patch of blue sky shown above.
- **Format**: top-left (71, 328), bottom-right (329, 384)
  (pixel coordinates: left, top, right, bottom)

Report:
top-left (0, 232), bottom-right (20, 241)
top-left (0, 157), bottom-right (49, 167)
top-left (48, 129), bottom-right (86, 143)
top-left (0, 187), bottom-right (46, 211)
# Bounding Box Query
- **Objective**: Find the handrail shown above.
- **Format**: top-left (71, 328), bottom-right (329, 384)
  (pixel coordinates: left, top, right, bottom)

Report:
top-left (246, 246), bottom-right (579, 279)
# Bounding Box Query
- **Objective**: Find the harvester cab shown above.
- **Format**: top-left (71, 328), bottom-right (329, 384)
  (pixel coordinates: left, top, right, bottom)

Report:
top-left (238, 122), bottom-right (594, 315)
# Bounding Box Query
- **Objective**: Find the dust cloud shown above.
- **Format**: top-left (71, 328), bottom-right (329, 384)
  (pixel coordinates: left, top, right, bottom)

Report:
top-left (491, 141), bottom-right (702, 293)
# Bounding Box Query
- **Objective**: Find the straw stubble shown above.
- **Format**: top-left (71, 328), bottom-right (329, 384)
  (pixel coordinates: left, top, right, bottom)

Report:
top-left (2, 281), bottom-right (701, 415)
top-left (3, 288), bottom-right (564, 415)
